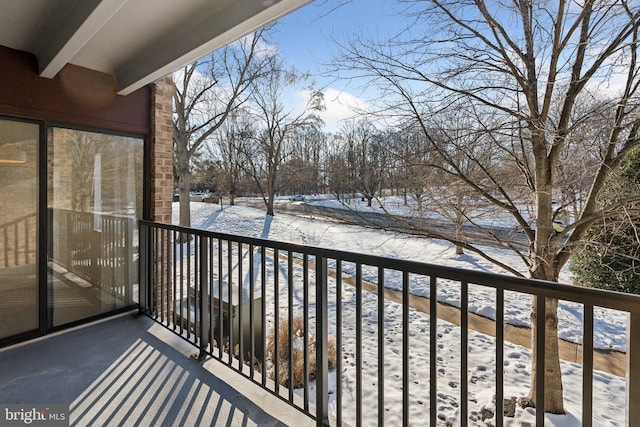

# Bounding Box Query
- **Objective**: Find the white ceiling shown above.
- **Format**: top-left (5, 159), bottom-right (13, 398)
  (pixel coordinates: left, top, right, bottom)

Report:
top-left (0, 0), bottom-right (311, 95)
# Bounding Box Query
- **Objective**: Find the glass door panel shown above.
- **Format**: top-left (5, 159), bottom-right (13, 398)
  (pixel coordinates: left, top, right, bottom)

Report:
top-left (0, 119), bottom-right (39, 339)
top-left (48, 127), bottom-right (143, 327)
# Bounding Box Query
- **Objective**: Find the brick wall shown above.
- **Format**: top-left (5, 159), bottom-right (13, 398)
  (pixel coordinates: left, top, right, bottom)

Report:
top-left (149, 76), bottom-right (174, 317)
top-left (150, 76), bottom-right (174, 223)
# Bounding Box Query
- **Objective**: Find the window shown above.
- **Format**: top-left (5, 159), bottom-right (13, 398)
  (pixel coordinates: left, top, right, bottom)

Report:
top-left (48, 127), bottom-right (143, 327)
top-left (0, 118), bottom-right (39, 339)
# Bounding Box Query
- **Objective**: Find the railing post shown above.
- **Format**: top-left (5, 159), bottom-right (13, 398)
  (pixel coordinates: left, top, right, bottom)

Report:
top-left (627, 311), bottom-right (640, 423)
top-left (65, 210), bottom-right (72, 268)
top-left (24, 216), bottom-right (29, 265)
top-left (316, 255), bottom-right (329, 427)
top-left (196, 235), bottom-right (209, 361)
top-left (138, 223), bottom-right (149, 315)
top-left (535, 295), bottom-right (545, 426)
top-left (125, 217), bottom-right (134, 303)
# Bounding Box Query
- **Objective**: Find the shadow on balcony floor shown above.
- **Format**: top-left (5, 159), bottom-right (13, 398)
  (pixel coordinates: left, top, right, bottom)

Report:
top-left (0, 313), bottom-right (310, 426)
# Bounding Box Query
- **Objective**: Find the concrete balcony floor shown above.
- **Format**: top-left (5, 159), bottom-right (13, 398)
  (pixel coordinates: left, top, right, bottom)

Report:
top-left (0, 313), bottom-right (313, 427)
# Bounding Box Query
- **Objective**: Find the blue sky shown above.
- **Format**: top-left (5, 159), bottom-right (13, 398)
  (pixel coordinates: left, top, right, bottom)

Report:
top-left (260, 1), bottom-right (632, 133)
top-left (272, 0), bottom-right (398, 76)
top-left (267, 0), bottom-right (408, 131)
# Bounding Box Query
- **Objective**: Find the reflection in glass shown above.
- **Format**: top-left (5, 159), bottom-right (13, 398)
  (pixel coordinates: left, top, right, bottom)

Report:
top-left (48, 128), bottom-right (143, 327)
top-left (0, 119), bottom-right (39, 339)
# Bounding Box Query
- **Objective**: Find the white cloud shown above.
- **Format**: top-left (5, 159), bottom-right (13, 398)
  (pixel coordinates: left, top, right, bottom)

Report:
top-left (232, 33), bottom-right (279, 58)
top-left (297, 88), bottom-right (373, 132)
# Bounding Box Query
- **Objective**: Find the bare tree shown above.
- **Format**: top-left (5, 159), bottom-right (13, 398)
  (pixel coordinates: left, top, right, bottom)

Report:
top-left (243, 54), bottom-right (324, 216)
top-left (342, 118), bottom-right (385, 206)
top-left (173, 29), bottom-right (269, 227)
top-left (189, 155), bottom-right (219, 193)
top-left (387, 127), bottom-right (427, 207)
top-left (333, 0), bottom-right (640, 413)
top-left (285, 124), bottom-right (327, 195)
top-left (70, 132), bottom-right (104, 212)
top-left (324, 133), bottom-right (353, 200)
top-left (208, 108), bottom-right (255, 205)
top-left (389, 118), bottom-right (500, 255)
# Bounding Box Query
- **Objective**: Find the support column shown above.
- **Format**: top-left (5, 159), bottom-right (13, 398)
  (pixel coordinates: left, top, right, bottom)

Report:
top-left (148, 76), bottom-right (174, 317)
top-left (150, 76), bottom-right (174, 224)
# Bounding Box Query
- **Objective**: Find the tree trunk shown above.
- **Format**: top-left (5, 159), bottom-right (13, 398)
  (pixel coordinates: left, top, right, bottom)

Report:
top-left (527, 125), bottom-right (565, 413)
top-left (455, 220), bottom-right (464, 255)
top-left (177, 156), bottom-right (191, 229)
top-left (266, 173), bottom-right (275, 216)
top-left (528, 171), bottom-right (565, 414)
top-left (266, 199), bottom-right (274, 216)
top-left (455, 206), bottom-right (464, 255)
top-left (527, 286), bottom-right (565, 414)
top-left (227, 176), bottom-right (236, 206)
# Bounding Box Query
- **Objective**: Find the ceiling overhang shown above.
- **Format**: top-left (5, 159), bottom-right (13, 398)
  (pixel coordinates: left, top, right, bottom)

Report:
top-left (0, 0), bottom-right (311, 95)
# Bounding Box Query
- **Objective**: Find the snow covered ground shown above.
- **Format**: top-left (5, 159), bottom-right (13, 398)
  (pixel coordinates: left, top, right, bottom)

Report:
top-left (173, 201), bottom-right (629, 426)
top-left (304, 193), bottom-right (541, 229)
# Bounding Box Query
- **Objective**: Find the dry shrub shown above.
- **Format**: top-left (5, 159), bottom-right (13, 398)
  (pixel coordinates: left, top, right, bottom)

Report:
top-left (265, 317), bottom-right (336, 388)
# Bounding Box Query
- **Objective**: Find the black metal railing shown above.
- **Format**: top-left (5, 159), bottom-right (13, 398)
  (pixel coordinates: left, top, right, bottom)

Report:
top-left (50, 208), bottom-right (135, 299)
top-left (0, 213), bottom-right (36, 268)
top-left (139, 220), bottom-right (640, 427)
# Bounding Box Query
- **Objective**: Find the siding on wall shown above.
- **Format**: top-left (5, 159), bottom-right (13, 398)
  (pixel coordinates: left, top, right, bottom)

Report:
top-left (0, 46), bottom-right (150, 135)
top-left (0, 45), bottom-right (175, 223)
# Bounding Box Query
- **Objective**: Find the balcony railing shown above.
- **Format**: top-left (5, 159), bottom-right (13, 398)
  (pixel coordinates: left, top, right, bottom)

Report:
top-left (0, 213), bottom-right (36, 268)
top-left (139, 220), bottom-right (640, 426)
top-left (49, 208), bottom-right (136, 299)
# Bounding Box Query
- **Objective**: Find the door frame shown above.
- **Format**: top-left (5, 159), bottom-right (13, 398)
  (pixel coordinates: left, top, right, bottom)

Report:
top-left (0, 115), bottom-right (147, 347)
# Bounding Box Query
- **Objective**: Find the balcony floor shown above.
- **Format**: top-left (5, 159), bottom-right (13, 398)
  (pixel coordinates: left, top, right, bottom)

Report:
top-left (0, 313), bottom-right (313, 427)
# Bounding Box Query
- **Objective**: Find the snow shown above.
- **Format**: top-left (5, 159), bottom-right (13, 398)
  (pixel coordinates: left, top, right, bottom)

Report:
top-left (173, 201), bottom-right (629, 426)
top-left (305, 194), bottom-right (538, 228)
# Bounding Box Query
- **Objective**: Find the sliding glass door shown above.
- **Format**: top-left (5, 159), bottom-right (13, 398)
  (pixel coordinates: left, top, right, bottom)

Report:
top-left (1, 120), bottom-right (143, 342)
top-left (47, 127), bottom-right (143, 327)
top-left (0, 119), bottom-right (39, 339)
